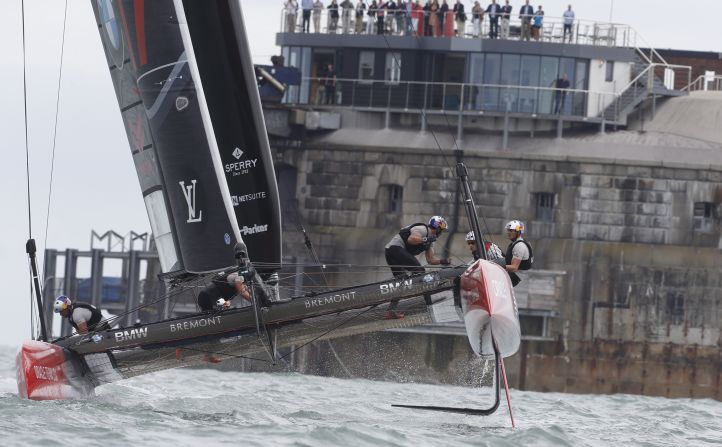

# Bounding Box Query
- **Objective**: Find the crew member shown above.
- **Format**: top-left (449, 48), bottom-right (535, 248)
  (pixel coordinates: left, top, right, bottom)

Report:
top-left (384, 215), bottom-right (452, 319)
top-left (196, 272), bottom-right (252, 312)
top-left (54, 296), bottom-right (110, 334)
top-left (504, 220), bottom-right (533, 279)
top-left (465, 231), bottom-right (503, 261)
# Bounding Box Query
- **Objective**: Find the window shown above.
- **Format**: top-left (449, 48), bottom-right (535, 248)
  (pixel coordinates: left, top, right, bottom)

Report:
top-left (381, 184), bottom-right (403, 213)
top-left (385, 52), bottom-right (401, 84)
top-left (535, 192), bottom-right (555, 222)
top-left (666, 293), bottom-right (684, 325)
top-left (693, 202), bottom-right (714, 232)
top-left (359, 51), bottom-right (375, 83)
top-left (605, 60), bottom-right (614, 82)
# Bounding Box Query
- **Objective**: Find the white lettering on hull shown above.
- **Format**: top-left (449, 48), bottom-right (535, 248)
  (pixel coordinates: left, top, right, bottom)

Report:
top-left (379, 279), bottom-right (413, 295)
top-left (33, 365), bottom-right (62, 381)
top-left (114, 327), bottom-right (149, 342)
top-left (304, 291), bottom-right (357, 309)
top-left (170, 316), bottom-right (222, 333)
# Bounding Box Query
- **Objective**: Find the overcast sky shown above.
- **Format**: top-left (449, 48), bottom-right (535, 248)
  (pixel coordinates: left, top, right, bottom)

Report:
top-left (0, 0), bottom-right (720, 347)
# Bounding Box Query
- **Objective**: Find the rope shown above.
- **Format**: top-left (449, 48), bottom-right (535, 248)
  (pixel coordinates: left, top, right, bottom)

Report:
top-left (42, 0), bottom-right (69, 273)
top-left (22, 0), bottom-right (31, 238)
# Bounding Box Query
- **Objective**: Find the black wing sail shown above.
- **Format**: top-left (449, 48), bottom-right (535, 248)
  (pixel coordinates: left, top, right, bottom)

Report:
top-left (180, 0), bottom-right (283, 273)
top-left (91, 0), bottom-right (247, 273)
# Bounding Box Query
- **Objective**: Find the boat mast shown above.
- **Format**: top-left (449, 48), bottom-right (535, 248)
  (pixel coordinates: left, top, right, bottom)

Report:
top-left (26, 239), bottom-right (48, 342)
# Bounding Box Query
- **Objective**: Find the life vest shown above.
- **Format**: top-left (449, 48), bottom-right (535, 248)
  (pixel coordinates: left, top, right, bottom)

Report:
top-left (67, 303), bottom-right (105, 331)
top-left (399, 223), bottom-right (431, 256)
top-left (505, 239), bottom-right (533, 270)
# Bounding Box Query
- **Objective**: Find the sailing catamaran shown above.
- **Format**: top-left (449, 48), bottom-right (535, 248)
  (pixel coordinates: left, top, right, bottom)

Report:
top-left (17, 1), bottom-right (520, 415)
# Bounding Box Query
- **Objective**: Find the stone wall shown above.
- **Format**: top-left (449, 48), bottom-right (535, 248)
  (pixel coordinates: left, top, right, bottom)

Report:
top-left (269, 139), bottom-right (722, 399)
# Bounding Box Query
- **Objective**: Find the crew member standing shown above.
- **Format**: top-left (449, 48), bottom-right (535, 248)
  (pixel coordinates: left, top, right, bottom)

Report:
top-left (384, 216), bottom-right (452, 318)
top-left (504, 220), bottom-right (533, 285)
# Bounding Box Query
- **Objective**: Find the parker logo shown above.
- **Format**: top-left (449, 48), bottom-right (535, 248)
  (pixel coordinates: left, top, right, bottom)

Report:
top-left (179, 179), bottom-right (202, 223)
top-left (240, 224), bottom-right (268, 235)
top-left (225, 148), bottom-right (258, 176)
top-left (114, 327), bottom-right (148, 342)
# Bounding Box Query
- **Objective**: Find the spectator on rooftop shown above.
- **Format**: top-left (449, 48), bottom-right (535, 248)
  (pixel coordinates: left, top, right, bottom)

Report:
top-left (376, 0), bottom-right (386, 34)
top-left (312, 0), bottom-right (324, 32)
top-left (328, 0), bottom-right (340, 33)
top-left (438, 0), bottom-right (449, 36)
top-left (532, 5), bottom-right (543, 40)
top-left (302, 0), bottom-right (313, 32)
top-left (429, 0), bottom-right (440, 36)
top-left (367, 0), bottom-right (378, 33)
top-left (563, 4), bottom-right (575, 43)
top-left (500, 0), bottom-right (512, 39)
top-left (519, 0), bottom-right (533, 41)
top-left (284, 0), bottom-right (299, 33)
top-left (471, 1), bottom-right (483, 38)
top-left (355, 0), bottom-right (367, 33)
top-left (340, 0), bottom-right (354, 34)
top-left (486, 0), bottom-right (501, 39)
top-left (453, 0), bottom-right (466, 38)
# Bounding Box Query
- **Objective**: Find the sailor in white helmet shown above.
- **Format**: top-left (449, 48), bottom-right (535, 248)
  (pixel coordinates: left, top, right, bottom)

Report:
top-left (465, 231), bottom-right (504, 261)
top-left (504, 220), bottom-right (533, 274)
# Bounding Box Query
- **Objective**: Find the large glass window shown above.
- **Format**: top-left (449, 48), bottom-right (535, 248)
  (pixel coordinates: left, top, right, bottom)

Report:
top-left (483, 53), bottom-right (501, 110)
top-left (359, 51), bottom-right (375, 83)
top-left (385, 52), bottom-right (401, 84)
top-left (467, 54), bottom-right (484, 110)
top-left (539, 56), bottom-right (558, 114)
top-left (574, 60), bottom-right (589, 115)
top-left (500, 54), bottom-right (520, 112)
top-left (558, 57), bottom-right (576, 115)
top-left (519, 55), bottom-right (540, 113)
top-left (300, 47), bottom-right (312, 104)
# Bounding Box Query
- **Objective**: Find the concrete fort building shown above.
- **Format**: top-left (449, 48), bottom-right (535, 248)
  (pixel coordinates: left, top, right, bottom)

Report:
top-left (265, 10), bottom-right (722, 398)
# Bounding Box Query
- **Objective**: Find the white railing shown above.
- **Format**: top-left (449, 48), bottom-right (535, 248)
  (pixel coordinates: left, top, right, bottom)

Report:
top-left (280, 8), bottom-right (635, 47)
top-left (684, 75), bottom-right (722, 92)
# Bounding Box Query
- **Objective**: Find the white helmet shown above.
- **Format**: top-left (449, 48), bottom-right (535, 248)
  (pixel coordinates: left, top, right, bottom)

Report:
top-left (505, 220), bottom-right (524, 235)
top-left (465, 231), bottom-right (476, 242)
top-left (54, 295), bottom-right (72, 314)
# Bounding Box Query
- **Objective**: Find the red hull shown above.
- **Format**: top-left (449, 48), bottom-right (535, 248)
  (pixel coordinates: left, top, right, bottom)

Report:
top-left (16, 340), bottom-right (93, 400)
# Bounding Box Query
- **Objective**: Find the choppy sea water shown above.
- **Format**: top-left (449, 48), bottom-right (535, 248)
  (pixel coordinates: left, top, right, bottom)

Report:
top-left (2, 346), bottom-right (721, 446)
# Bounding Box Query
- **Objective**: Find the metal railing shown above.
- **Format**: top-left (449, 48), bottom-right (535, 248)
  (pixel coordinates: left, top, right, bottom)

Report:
top-left (684, 75), bottom-right (722, 92)
top-left (289, 76), bottom-right (627, 121)
top-left (281, 8), bottom-right (637, 48)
